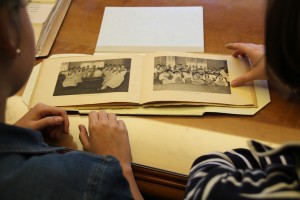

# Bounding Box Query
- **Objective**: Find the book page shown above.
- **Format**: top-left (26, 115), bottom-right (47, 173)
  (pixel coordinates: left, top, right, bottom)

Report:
top-left (27, 0), bottom-right (56, 45)
top-left (29, 54), bottom-right (144, 108)
top-left (141, 52), bottom-right (257, 107)
top-left (31, 23), bottom-right (43, 45)
top-left (27, 0), bottom-right (56, 23)
top-left (27, 0), bottom-right (72, 57)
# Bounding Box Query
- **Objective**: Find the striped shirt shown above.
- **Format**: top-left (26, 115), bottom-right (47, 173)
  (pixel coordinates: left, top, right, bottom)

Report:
top-left (184, 140), bottom-right (300, 200)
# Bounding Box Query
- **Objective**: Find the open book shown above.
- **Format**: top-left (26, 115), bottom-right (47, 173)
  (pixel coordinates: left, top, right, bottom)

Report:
top-left (27, 51), bottom-right (259, 112)
top-left (27, 0), bottom-right (72, 57)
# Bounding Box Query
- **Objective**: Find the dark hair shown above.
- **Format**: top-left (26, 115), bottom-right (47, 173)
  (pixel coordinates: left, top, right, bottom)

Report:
top-left (265, 0), bottom-right (300, 89)
top-left (0, 0), bottom-right (27, 7)
top-left (0, 0), bottom-right (28, 60)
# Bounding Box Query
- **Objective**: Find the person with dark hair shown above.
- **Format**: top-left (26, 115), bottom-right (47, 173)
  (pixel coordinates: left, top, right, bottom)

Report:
top-left (184, 0), bottom-right (300, 199)
top-left (229, 1), bottom-right (300, 91)
top-left (0, 0), bottom-right (142, 199)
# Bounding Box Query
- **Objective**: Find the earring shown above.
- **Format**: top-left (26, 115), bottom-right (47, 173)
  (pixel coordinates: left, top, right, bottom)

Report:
top-left (16, 48), bottom-right (21, 54)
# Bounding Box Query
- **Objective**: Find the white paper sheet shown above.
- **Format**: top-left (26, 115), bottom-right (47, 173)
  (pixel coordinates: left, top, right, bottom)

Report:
top-left (96, 7), bottom-right (204, 53)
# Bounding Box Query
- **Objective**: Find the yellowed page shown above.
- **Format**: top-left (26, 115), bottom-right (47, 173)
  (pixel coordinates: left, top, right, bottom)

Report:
top-left (141, 52), bottom-right (256, 107)
top-left (31, 24), bottom-right (43, 45)
top-left (31, 0), bottom-right (56, 3)
top-left (27, 0), bottom-right (56, 45)
top-left (29, 54), bottom-right (144, 108)
top-left (66, 115), bottom-right (280, 175)
top-left (27, 0), bottom-right (72, 57)
top-left (27, 0), bottom-right (56, 24)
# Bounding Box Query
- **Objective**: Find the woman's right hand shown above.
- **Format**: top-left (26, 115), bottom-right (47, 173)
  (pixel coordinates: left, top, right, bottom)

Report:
top-left (225, 43), bottom-right (267, 87)
top-left (78, 110), bottom-right (132, 167)
top-left (79, 111), bottom-right (144, 200)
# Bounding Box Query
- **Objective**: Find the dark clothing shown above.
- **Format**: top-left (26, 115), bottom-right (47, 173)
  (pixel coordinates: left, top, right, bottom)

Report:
top-left (0, 123), bottom-right (133, 199)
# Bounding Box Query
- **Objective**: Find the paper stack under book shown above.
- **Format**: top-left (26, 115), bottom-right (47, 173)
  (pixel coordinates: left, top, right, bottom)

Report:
top-left (23, 52), bottom-right (270, 116)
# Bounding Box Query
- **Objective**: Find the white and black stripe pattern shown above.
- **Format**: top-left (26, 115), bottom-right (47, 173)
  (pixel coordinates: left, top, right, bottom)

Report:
top-left (184, 140), bottom-right (300, 200)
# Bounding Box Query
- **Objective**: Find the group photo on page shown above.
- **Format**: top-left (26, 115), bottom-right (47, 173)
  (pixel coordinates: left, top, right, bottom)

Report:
top-left (53, 58), bottom-right (131, 95)
top-left (153, 56), bottom-right (230, 94)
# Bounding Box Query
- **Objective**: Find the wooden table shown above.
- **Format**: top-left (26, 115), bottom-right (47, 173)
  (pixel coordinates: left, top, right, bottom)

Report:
top-left (37, 0), bottom-right (300, 199)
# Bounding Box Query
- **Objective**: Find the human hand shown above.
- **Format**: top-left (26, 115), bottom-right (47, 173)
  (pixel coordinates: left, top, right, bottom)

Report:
top-left (225, 43), bottom-right (267, 87)
top-left (79, 111), bottom-right (132, 167)
top-left (15, 103), bottom-right (70, 141)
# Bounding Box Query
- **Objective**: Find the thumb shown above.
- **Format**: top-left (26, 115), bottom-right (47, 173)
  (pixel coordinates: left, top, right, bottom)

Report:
top-left (33, 116), bottom-right (64, 130)
top-left (78, 124), bottom-right (90, 150)
top-left (231, 72), bottom-right (255, 87)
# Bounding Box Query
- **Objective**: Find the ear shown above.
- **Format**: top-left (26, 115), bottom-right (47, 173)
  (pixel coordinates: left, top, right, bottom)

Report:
top-left (0, 8), bottom-right (19, 60)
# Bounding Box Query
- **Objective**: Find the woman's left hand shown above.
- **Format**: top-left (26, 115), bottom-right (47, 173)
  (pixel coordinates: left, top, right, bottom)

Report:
top-left (15, 103), bottom-right (70, 141)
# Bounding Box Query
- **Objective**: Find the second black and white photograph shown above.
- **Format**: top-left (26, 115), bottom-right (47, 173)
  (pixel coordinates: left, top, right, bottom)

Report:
top-left (53, 58), bottom-right (131, 96)
top-left (153, 56), bottom-right (231, 94)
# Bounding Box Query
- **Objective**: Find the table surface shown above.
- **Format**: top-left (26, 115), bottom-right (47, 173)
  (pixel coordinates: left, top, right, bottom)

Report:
top-left (34, 0), bottom-right (300, 199)
top-left (51, 0), bottom-right (300, 144)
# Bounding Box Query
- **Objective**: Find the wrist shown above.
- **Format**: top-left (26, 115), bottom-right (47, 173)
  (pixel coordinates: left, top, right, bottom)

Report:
top-left (120, 162), bottom-right (133, 175)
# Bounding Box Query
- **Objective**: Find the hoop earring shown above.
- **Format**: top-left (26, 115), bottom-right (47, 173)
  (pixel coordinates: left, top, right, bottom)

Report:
top-left (16, 48), bottom-right (21, 54)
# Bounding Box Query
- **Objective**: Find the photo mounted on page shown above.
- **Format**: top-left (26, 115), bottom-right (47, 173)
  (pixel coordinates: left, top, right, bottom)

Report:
top-left (53, 58), bottom-right (131, 96)
top-left (153, 56), bottom-right (230, 94)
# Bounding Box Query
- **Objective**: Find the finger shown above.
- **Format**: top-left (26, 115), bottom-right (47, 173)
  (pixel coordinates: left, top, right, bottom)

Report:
top-left (225, 43), bottom-right (254, 56)
top-left (37, 104), bottom-right (70, 134)
top-left (98, 110), bottom-right (109, 122)
top-left (36, 103), bottom-right (70, 133)
top-left (225, 43), bottom-right (240, 50)
top-left (107, 113), bottom-right (119, 128)
top-left (49, 126), bottom-right (63, 139)
top-left (232, 50), bottom-right (246, 57)
top-left (226, 43), bottom-right (250, 50)
top-left (118, 119), bottom-right (128, 134)
top-left (78, 124), bottom-right (90, 150)
top-left (42, 127), bottom-right (56, 140)
top-left (231, 72), bottom-right (256, 87)
top-left (33, 116), bottom-right (64, 130)
top-left (56, 124), bottom-right (65, 139)
top-left (88, 111), bottom-right (99, 127)
top-left (107, 112), bottom-right (117, 122)
top-left (56, 109), bottom-right (69, 134)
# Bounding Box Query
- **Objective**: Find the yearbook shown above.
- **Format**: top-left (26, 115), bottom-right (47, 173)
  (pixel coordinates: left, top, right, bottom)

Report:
top-left (27, 51), bottom-right (258, 111)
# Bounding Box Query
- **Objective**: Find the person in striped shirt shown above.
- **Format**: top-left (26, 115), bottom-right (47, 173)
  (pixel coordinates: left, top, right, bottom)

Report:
top-left (184, 1), bottom-right (300, 199)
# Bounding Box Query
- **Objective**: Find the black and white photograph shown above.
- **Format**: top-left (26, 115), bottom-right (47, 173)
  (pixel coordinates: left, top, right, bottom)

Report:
top-left (53, 58), bottom-right (131, 96)
top-left (153, 56), bottom-right (231, 94)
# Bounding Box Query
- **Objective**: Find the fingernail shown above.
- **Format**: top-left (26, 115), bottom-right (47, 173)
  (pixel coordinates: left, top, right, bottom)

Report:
top-left (78, 124), bottom-right (83, 130)
top-left (231, 80), bottom-right (238, 87)
top-left (54, 117), bottom-right (63, 123)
